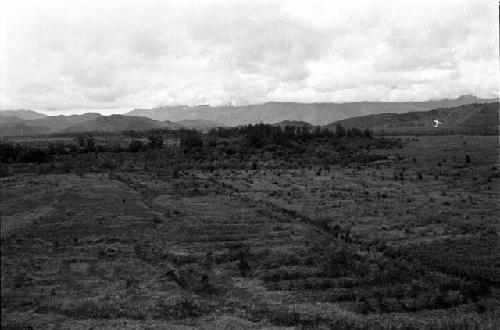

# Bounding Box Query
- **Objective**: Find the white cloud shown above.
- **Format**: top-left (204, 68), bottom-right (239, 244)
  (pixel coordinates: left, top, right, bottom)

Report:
top-left (0, 0), bottom-right (498, 112)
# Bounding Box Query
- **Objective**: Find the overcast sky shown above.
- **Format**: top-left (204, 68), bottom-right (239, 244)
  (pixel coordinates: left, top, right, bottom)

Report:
top-left (1, 0), bottom-right (498, 113)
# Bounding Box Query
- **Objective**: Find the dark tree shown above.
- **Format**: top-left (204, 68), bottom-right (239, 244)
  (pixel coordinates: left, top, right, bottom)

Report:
top-left (148, 130), bottom-right (164, 149)
top-left (74, 135), bottom-right (96, 152)
top-left (84, 137), bottom-right (96, 152)
top-left (180, 130), bottom-right (203, 151)
top-left (335, 123), bottom-right (346, 138)
top-left (75, 135), bottom-right (86, 148)
top-left (0, 142), bottom-right (18, 162)
top-left (17, 149), bottom-right (49, 163)
top-left (128, 140), bottom-right (145, 152)
top-left (206, 139), bottom-right (217, 148)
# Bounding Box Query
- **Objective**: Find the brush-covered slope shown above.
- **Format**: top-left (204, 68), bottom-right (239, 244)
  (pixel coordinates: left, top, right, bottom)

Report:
top-left (0, 115), bottom-right (27, 125)
top-left (176, 119), bottom-right (225, 131)
top-left (457, 103), bottom-right (500, 129)
top-left (27, 113), bottom-right (103, 132)
top-left (326, 102), bottom-right (499, 134)
top-left (0, 123), bottom-right (48, 137)
top-left (0, 113), bottom-right (104, 136)
top-left (273, 120), bottom-right (313, 129)
top-left (61, 115), bottom-right (182, 133)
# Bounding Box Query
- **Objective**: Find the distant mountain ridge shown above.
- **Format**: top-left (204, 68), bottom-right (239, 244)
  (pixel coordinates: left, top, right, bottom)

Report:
top-left (29, 113), bottom-right (103, 132)
top-left (0, 109), bottom-right (47, 120)
top-left (0, 113), bottom-right (185, 136)
top-left (273, 120), bottom-right (313, 129)
top-left (126, 96), bottom-right (498, 126)
top-left (176, 119), bottom-right (225, 131)
top-left (0, 96), bottom-right (498, 136)
top-left (60, 115), bottom-right (183, 133)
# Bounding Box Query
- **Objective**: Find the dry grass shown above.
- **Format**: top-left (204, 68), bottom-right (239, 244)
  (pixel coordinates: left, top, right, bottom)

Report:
top-left (1, 135), bottom-right (499, 329)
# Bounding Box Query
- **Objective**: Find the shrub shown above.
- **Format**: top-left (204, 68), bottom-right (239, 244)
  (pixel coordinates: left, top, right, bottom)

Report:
top-left (148, 130), bottom-right (164, 149)
top-left (0, 142), bottom-right (18, 162)
top-left (206, 139), bottom-right (217, 148)
top-left (17, 148), bottom-right (49, 163)
top-left (13, 272), bottom-right (33, 288)
top-left (74, 135), bottom-right (96, 152)
top-left (357, 297), bottom-right (374, 315)
top-left (0, 164), bottom-right (12, 177)
top-left (475, 302), bottom-right (486, 313)
top-left (324, 246), bottom-right (357, 277)
top-left (128, 140), bottom-right (146, 152)
top-left (180, 130), bottom-right (203, 151)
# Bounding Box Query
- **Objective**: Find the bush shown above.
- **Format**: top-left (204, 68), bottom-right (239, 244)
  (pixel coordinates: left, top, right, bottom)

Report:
top-left (0, 142), bottom-right (18, 162)
top-left (75, 135), bottom-right (96, 152)
top-left (47, 142), bottom-right (69, 155)
top-left (0, 164), bottom-right (11, 177)
top-left (128, 140), bottom-right (146, 152)
top-left (180, 130), bottom-right (203, 151)
top-left (324, 247), bottom-right (357, 277)
top-left (17, 148), bottom-right (49, 163)
top-left (148, 130), bottom-right (163, 149)
top-left (206, 139), bottom-right (217, 148)
top-left (157, 297), bottom-right (206, 320)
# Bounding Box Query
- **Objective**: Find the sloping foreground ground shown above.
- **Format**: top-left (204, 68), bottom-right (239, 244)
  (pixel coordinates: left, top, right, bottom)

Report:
top-left (1, 135), bottom-right (499, 329)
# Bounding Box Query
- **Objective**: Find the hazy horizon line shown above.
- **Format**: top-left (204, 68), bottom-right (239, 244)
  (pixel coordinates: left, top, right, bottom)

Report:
top-left (1, 94), bottom-right (499, 116)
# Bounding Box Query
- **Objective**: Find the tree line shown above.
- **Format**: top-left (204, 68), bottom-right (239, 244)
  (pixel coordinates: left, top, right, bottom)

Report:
top-left (0, 123), bottom-right (373, 163)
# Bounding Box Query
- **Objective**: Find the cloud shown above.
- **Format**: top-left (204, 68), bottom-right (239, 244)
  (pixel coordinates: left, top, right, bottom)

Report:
top-left (0, 0), bottom-right (498, 111)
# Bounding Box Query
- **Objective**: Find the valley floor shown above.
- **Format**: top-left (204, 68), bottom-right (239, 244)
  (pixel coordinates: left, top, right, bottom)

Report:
top-left (1, 135), bottom-right (499, 329)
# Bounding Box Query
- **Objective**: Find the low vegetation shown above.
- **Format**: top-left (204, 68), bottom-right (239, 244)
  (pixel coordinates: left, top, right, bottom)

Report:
top-left (1, 124), bottom-right (499, 329)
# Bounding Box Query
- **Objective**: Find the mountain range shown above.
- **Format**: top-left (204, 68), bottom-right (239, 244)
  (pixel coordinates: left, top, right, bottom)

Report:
top-left (175, 119), bottom-right (227, 131)
top-left (0, 109), bottom-right (47, 120)
top-left (59, 115), bottom-right (184, 133)
top-left (0, 113), bottom-right (224, 137)
top-left (127, 95), bottom-right (498, 126)
top-left (326, 102), bottom-right (499, 134)
top-left (0, 96), bottom-right (498, 137)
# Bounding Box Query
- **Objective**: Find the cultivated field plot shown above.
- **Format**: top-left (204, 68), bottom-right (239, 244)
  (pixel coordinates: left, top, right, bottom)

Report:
top-left (1, 135), bottom-right (499, 329)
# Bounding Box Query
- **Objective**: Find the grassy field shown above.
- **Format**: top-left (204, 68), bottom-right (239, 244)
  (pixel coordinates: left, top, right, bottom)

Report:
top-left (1, 134), bottom-right (499, 329)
